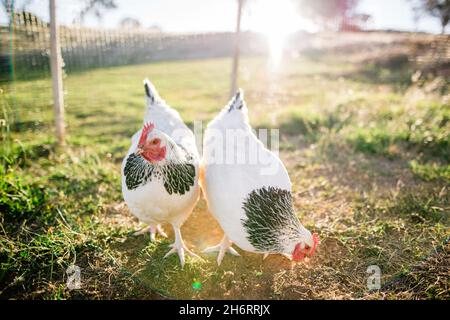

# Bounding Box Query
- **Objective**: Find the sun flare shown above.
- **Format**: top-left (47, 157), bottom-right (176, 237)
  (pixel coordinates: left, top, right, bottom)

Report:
top-left (248, 0), bottom-right (300, 67)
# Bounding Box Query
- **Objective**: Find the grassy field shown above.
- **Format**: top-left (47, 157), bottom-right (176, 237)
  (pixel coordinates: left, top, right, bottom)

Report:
top-left (0, 34), bottom-right (449, 299)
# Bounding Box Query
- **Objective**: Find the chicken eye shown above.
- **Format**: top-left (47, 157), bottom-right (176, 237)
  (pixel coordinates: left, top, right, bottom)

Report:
top-left (151, 139), bottom-right (159, 145)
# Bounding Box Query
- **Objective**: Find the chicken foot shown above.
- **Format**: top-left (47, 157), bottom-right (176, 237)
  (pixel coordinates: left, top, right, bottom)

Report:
top-left (203, 235), bottom-right (240, 265)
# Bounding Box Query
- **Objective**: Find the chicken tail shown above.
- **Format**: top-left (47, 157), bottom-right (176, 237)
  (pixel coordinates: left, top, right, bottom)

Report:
top-left (143, 78), bottom-right (162, 105)
top-left (227, 88), bottom-right (245, 112)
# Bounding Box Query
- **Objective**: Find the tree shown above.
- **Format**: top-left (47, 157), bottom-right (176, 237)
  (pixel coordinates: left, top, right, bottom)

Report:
top-left (119, 17), bottom-right (142, 29)
top-left (297, 0), bottom-right (360, 31)
top-left (79, 0), bottom-right (117, 23)
top-left (1, 0), bottom-right (34, 24)
top-left (1, 0), bottom-right (33, 14)
top-left (413, 0), bottom-right (450, 34)
top-left (0, 0), bottom-right (118, 25)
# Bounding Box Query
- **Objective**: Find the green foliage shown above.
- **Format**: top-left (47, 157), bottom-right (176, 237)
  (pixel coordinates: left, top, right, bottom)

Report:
top-left (409, 160), bottom-right (450, 182)
top-left (345, 102), bottom-right (449, 161)
top-left (0, 172), bottom-right (54, 231)
top-left (413, 0), bottom-right (450, 32)
top-left (347, 127), bottom-right (401, 158)
top-left (1, 142), bottom-right (53, 169)
top-left (404, 104), bottom-right (449, 161)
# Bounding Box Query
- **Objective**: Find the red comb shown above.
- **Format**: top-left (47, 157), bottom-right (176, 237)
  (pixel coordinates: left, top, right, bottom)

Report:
top-left (138, 122), bottom-right (154, 146)
top-left (308, 233), bottom-right (319, 257)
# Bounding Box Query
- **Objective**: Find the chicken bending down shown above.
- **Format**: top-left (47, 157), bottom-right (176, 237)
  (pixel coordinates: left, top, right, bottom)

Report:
top-left (201, 89), bottom-right (319, 265)
top-left (122, 80), bottom-right (201, 266)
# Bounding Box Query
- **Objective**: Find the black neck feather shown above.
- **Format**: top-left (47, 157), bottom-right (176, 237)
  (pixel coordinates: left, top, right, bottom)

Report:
top-left (124, 144), bottom-right (195, 195)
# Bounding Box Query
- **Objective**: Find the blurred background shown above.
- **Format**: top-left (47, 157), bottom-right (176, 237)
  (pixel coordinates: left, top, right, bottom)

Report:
top-left (1, 0), bottom-right (449, 93)
top-left (0, 1), bottom-right (448, 299)
top-left (0, 0), bottom-right (449, 130)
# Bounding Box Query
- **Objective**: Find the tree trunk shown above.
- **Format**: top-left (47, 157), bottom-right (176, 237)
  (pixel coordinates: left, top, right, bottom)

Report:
top-left (230, 0), bottom-right (243, 98)
top-left (49, 0), bottom-right (65, 147)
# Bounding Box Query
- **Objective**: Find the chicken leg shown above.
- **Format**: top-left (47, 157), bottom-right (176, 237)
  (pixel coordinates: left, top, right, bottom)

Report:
top-left (203, 235), bottom-right (240, 265)
top-left (164, 225), bottom-right (200, 267)
top-left (133, 224), bottom-right (167, 241)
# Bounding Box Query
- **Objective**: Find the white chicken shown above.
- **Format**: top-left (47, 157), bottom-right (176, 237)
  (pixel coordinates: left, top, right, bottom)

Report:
top-left (122, 80), bottom-right (200, 266)
top-left (201, 89), bottom-right (319, 265)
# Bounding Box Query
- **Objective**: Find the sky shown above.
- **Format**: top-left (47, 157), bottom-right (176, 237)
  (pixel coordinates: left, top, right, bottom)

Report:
top-left (0, 0), bottom-right (446, 34)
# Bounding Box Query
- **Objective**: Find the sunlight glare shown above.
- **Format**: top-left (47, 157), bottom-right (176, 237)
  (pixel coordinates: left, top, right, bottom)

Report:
top-left (249, 0), bottom-right (300, 68)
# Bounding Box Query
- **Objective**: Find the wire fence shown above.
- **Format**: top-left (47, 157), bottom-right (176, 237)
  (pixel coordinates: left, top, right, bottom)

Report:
top-left (1, 11), bottom-right (268, 82)
top-left (0, 2), bottom-right (449, 149)
top-left (0, 4), bottom-right (266, 140)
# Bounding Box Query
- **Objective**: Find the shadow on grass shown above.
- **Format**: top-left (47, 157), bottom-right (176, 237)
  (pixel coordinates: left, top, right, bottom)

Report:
top-left (274, 105), bottom-right (354, 143)
top-left (109, 202), bottom-right (304, 300)
top-left (348, 54), bottom-right (413, 87)
top-left (1, 141), bottom-right (54, 168)
top-left (10, 120), bottom-right (48, 133)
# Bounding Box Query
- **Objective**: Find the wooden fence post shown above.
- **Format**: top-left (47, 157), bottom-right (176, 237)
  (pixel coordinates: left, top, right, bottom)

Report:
top-left (230, 0), bottom-right (243, 98)
top-left (49, 0), bottom-right (65, 147)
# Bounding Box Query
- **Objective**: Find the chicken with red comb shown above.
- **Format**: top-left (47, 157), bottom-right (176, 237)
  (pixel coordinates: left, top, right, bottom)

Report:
top-left (201, 90), bottom-right (319, 265)
top-left (121, 80), bottom-right (201, 267)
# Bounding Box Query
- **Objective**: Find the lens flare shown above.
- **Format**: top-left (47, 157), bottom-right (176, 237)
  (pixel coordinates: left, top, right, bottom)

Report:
top-left (192, 281), bottom-right (202, 290)
top-left (248, 0), bottom-right (300, 68)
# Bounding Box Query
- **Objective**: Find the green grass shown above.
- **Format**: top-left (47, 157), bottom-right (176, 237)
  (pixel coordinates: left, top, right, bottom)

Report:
top-left (0, 42), bottom-right (449, 299)
top-left (409, 160), bottom-right (450, 182)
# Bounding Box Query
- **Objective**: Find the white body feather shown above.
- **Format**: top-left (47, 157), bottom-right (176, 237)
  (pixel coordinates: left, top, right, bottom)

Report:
top-left (202, 95), bottom-right (292, 253)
